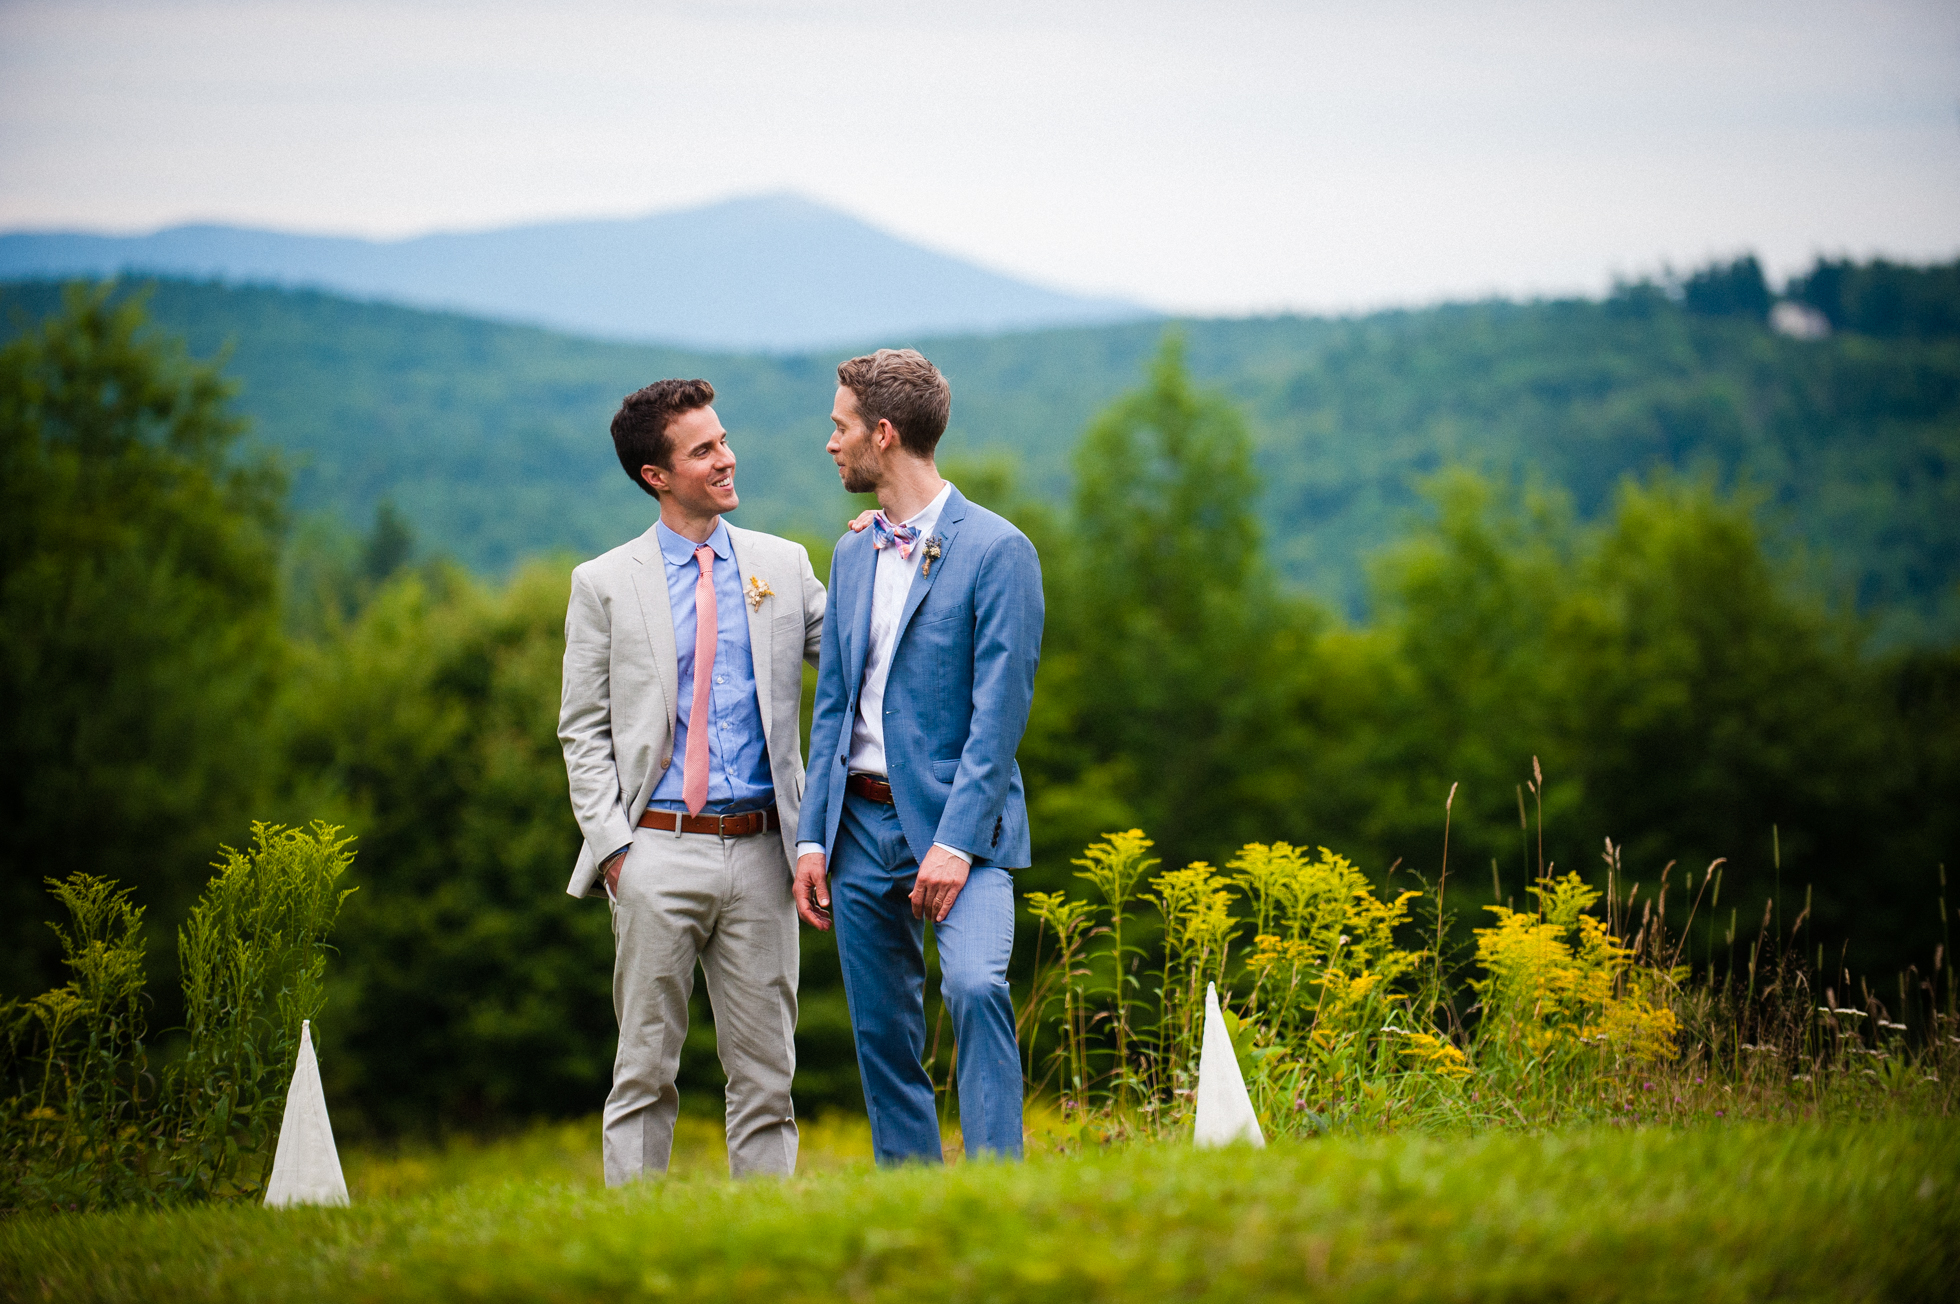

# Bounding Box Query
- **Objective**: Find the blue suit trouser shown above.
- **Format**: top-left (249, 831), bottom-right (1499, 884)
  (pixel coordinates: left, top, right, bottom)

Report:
top-left (830, 791), bottom-right (1023, 1163)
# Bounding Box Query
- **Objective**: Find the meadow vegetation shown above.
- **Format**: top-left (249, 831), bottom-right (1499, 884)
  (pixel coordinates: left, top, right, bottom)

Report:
top-left (1018, 830), bottom-right (1956, 1143)
top-left (0, 825), bottom-right (352, 1209)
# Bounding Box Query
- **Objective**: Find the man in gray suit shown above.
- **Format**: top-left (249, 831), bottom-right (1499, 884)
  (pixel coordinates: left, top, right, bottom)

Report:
top-left (558, 378), bottom-right (825, 1183)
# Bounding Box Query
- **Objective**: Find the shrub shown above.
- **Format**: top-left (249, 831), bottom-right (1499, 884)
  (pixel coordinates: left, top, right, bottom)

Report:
top-left (1029, 831), bottom-right (1463, 1135)
top-left (0, 823), bottom-right (353, 1211)
top-left (1470, 872), bottom-right (1680, 1093)
top-left (0, 875), bottom-right (151, 1207)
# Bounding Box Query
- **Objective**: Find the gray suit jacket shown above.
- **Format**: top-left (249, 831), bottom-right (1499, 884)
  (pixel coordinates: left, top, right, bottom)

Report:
top-left (558, 519), bottom-right (826, 898)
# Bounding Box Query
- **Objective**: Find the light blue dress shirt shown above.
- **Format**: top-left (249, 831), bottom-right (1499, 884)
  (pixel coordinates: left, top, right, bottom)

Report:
top-left (646, 518), bottom-right (775, 814)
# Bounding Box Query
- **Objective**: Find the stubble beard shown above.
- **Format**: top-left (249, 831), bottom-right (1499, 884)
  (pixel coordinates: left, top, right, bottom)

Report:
top-left (839, 446), bottom-right (879, 496)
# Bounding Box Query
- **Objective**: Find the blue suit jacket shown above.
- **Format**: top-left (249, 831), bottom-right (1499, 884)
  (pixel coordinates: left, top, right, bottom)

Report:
top-left (799, 486), bottom-right (1044, 870)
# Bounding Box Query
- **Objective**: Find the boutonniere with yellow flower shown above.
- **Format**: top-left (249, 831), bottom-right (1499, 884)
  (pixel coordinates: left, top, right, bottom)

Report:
top-left (746, 574), bottom-right (775, 611)
top-left (921, 536), bottom-right (944, 578)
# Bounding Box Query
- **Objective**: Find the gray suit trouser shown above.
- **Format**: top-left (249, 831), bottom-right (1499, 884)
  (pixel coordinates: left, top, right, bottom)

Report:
top-left (605, 824), bottom-right (799, 1183)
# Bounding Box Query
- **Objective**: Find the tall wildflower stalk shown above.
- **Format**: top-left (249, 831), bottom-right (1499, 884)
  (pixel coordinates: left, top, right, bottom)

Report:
top-left (1023, 891), bottom-right (1096, 1113)
top-left (1072, 830), bottom-right (1157, 1105)
top-left (1434, 783), bottom-right (1457, 1019)
top-left (1143, 861), bottom-right (1237, 1101)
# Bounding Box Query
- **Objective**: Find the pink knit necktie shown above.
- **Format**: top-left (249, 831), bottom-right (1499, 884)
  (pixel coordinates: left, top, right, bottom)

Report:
top-left (682, 545), bottom-right (716, 815)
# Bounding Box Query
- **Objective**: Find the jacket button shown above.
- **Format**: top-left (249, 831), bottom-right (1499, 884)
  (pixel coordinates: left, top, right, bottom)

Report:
top-left (659, 757), bottom-right (670, 770)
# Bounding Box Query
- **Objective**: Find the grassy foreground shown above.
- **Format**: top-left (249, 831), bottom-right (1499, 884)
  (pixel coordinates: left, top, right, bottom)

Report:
top-left (4, 1120), bottom-right (1956, 1302)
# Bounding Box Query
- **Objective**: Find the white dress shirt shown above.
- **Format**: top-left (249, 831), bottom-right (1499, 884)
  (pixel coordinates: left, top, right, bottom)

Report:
top-left (798, 481), bottom-right (969, 865)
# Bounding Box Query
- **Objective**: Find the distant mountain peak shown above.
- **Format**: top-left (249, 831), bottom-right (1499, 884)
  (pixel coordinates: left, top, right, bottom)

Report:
top-left (0, 194), bottom-right (1153, 352)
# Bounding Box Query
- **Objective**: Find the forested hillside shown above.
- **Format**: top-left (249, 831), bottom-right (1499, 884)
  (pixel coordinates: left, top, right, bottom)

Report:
top-left (3, 263), bottom-right (1954, 642)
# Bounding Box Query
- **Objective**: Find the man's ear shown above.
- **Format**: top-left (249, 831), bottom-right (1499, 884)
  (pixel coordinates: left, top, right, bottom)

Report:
top-left (874, 419), bottom-right (899, 452)
top-left (640, 464), bottom-right (667, 496)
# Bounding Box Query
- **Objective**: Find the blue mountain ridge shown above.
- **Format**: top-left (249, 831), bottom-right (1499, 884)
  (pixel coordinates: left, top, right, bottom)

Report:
top-left (0, 193), bottom-right (1153, 353)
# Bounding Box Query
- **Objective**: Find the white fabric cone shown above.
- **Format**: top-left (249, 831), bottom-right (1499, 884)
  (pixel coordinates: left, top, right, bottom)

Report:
top-left (1193, 983), bottom-right (1265, 1148)
top-left (263, 1020), bottom-right (350, 1207)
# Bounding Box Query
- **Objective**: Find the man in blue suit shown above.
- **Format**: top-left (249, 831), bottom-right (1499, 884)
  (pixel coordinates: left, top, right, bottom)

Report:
top-left (793, 348), bottom-right (1044, 1164)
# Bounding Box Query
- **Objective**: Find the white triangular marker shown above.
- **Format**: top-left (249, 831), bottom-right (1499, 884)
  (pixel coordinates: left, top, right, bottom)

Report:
top-left (1194, 983), bottom-right (1265, 1148)
top-left (263, 1020), bottom-right (349, 1207)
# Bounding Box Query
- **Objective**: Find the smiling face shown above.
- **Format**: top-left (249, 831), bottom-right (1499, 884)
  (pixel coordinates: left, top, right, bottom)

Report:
top-left (642, 405), bottom-right (738, 519)
top-left (827, 385), bottom-right (884, 495)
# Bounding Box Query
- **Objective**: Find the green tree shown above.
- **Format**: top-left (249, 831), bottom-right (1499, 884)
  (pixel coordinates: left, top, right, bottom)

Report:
top-left (1682, 255), bottom-right (1772, 322)
top-left (1786, 257), bottom-right (1960, 338)
top-left (1563, 477), bottom-right (1898, 957)
top-left (1351, 472), bottom-right (1579, 892)
top-left (0, 285), bottom-right (285, 994)
top-left (1034, 334), bottom-right (1324, 871)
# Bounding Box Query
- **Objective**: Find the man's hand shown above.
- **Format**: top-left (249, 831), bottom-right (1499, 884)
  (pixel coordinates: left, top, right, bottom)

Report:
top-left (602, 848), bottom-right (628, 897)
top-left (846, 509), bottom-right (878, 533)
top-left (793, 852), bottom-right (832, 930)
top-left (911, 845), bottom-right (970, 923)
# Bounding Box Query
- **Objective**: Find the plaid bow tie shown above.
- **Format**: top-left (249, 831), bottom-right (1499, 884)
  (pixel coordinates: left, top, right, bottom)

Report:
top-left (869, 511), bottom-right (921, 559)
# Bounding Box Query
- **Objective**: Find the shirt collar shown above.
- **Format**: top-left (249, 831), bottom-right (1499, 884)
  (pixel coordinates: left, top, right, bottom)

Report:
top-left (897, 481), bottom-right (954, 541)
top-left (655, 517), bottom-right (732, 567)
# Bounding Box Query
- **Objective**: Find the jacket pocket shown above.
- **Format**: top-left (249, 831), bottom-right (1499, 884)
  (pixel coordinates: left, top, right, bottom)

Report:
top-left (930, 759), bottom-right (959, 784)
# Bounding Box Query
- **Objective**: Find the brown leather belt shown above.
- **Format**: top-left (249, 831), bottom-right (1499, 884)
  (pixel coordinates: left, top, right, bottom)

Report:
top-left (846, 773), bottom-right (895, 804)
top-left (637, 808), bottom-right (781, 837)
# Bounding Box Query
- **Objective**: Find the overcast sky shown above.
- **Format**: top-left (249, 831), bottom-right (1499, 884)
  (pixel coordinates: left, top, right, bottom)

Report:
top-left (2, 0), bottom-right (1956, 314)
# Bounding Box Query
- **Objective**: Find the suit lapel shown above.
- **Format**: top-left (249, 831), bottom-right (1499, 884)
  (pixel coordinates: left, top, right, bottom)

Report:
top-left (894, 487), bottom-right (969, 644)
top-left (842, 530), bottom-right (876, 695)
top-left (727, 526), bottom-right (774, 727)
top-left (627, 525), bottom-right (680, 745)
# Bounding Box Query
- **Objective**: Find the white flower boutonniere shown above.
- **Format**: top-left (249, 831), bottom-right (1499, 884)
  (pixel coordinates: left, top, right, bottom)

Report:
top-left (921, 535), bottom-right (944, 577)
top-left (746, 574), bottom-right (775, 611)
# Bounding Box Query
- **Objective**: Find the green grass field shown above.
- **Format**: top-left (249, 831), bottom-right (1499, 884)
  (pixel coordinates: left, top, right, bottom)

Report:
top-left (4, 1118), bottom-right (1954, 1302)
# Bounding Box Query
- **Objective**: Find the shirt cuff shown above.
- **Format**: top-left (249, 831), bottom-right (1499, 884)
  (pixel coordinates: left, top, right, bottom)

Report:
top-left (795, 841), bottom-right (825, 860)
top-left (932, 842), bottom-right (972, 865)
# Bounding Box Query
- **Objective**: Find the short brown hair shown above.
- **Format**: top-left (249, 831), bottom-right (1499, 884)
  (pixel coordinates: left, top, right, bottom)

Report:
top-left (612, 378), bottom-right (714, 498)
top-left (836, 349), bottom-right (951, 458)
